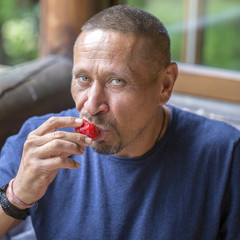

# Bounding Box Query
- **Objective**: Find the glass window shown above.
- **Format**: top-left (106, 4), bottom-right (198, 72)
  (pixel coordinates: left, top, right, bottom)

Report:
top-left (121, 0), bottom-right (240, 71)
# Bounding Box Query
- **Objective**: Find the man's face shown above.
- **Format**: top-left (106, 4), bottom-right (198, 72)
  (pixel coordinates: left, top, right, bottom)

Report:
top-left (71, 29), bottom-right (164, 157)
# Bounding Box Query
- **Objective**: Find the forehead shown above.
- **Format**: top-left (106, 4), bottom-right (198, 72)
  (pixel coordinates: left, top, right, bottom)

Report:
top-left (74, 30), bottom-right (149, 62)
top-left (72, 30), bottom-right (159, 83)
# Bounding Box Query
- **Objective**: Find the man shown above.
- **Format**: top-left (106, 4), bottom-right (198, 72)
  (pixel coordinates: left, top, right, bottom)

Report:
top-left (0, 5), bottom-right (240, 240)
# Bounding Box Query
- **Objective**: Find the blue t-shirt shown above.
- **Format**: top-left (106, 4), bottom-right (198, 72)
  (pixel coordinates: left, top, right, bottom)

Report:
top-left (1, 106), bottom-right (240, 240)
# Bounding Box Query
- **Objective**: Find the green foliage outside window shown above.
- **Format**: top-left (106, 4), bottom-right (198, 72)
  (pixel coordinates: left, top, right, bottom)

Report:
top-left (0, 0), bottom-right (239, 72)
top-left (0, 0), bottom-right (39, 66)
top-left (124, 0), bottom-right (240, 71)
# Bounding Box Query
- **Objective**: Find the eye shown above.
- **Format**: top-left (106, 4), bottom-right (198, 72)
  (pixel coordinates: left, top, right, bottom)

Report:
top-left (111, 78), bottom-right (126, 86)
top-left (78, 75), bottom-right (90, 83)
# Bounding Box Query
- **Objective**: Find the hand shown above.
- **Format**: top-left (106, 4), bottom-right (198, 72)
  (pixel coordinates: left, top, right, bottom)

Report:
top-left (11, 116), bottom-right (92, 206)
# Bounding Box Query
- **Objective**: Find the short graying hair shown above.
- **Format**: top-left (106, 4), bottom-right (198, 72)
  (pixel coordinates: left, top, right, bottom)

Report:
top-left (75, 5), bottom-right (171, 66)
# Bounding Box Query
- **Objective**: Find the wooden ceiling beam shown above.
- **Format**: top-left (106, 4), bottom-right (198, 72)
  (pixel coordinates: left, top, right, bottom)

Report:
top-left (40, 0), bottom-right (119, 59)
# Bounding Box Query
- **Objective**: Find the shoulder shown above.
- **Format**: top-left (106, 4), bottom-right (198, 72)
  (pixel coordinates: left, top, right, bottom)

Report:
top-left (169, 104), bottom-right (240, 147)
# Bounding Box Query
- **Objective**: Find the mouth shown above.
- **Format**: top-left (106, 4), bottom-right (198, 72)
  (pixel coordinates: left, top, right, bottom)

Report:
top-left (81, 120), bottom-right (105, 140)
top-left (84, 119), bottom-right (108, 131)
top-left (80, 115), bottom-right (115, 140)
top-left (95, 126), bottom-right (111, 140)
top-left (94, 126), bottom-right (112, 141)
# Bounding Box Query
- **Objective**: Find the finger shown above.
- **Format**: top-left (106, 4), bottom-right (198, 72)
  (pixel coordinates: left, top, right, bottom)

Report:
top-left (30, 131), bottom-right (92, 148)
top-left (42, 157), bottom-right (81, 170)
top-left (33, 116), bottom-right (83, 136)
top-left (37, 138), bottom-right (84, 158)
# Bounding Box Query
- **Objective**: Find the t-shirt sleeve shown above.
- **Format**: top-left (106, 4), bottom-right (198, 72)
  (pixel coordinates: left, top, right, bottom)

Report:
top-left (219, 139), bottom-right (240, 239)
top-left (0, 118), bottom-right (40, 186)
top-left (0, 137), bottom-right (20, 185)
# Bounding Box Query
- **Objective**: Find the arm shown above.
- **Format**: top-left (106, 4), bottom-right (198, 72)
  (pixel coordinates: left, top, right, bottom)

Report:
top-left (0, 181), bottom-right (32, 238)
top-left (0, 116), bottom-right (91, 236)
top-left (0, 208), bottom-right (21, 239)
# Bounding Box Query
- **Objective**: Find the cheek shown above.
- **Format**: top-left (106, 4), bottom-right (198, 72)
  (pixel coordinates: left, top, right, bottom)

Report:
top-left (71, 82), bottom-right (88, 111)
top-left (111, 95), bottom-right (144, 128)
top-left (114, 92), bottom-right (156, 128)
top-left (71, 81), bottom-right (77, 101)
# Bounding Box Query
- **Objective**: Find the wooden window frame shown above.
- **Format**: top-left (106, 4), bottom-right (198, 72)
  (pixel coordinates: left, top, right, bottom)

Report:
top-left (176, 0), bottom-right (240, 103)
top-left (174, 63), bottom-right (240, 103)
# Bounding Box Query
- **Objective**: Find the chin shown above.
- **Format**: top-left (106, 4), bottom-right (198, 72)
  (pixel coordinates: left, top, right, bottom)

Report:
top-left (91, 140), bottom-right (123, 155)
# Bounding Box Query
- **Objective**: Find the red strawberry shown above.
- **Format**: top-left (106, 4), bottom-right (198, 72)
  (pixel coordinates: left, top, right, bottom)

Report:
top-left (74, 119), bottom-right (100, 141)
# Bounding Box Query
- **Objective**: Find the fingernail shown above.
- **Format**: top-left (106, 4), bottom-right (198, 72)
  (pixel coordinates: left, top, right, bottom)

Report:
top-left (75, 119), bottom-right (83, 124)
top-left (85, 137), bottom-right (92, 144)
top-left (75, 162), bottom-right (81, 168)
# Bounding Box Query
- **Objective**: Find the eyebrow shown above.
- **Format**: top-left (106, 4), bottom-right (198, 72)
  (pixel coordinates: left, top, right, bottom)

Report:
top-left (72, 67), bottom-right (133, 80)
top-left (72, 68), bottom-right (86, 76)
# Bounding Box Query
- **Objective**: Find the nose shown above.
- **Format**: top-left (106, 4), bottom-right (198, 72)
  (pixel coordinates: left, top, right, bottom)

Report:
top-left (84, 82), bottom-right (109, 116)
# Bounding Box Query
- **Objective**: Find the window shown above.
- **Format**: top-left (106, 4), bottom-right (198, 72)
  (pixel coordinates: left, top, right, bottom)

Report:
top-left (121, 0), bottom-right (240, 103)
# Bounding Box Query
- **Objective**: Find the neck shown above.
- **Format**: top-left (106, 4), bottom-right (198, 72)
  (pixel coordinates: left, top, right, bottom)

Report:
top-left (115, 105), bottom-right (169, 158)
top-left (154, 105), bottom-right (166, 144)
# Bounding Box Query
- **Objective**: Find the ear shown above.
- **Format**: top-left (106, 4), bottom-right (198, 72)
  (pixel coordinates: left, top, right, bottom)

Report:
top-left (158, 62), bottom-right (178, 105)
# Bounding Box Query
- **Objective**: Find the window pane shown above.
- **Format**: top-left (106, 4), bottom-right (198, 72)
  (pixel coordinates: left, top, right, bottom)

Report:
top-left (122, 0), bottom-right (184, 63)
top-left (202, 0), bottom-right (240, 70)
top-left (122, 0), bottom-right (240, 71)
